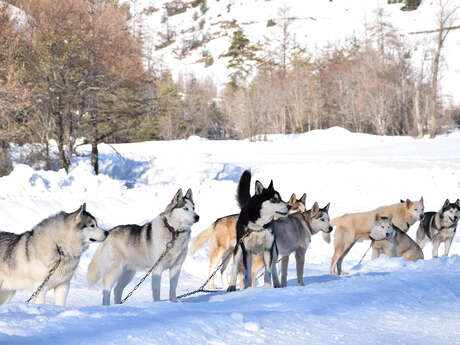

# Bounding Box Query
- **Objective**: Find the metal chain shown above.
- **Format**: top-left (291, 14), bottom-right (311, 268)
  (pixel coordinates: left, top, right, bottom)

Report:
top-left (120, 240), bottom-right (174, 304)
top-left (357, 242), bottom-right (373, 265)
top-left (26, 251), bottom-right (63, 304)
top-left (177, 231), bottom-right (253, 299)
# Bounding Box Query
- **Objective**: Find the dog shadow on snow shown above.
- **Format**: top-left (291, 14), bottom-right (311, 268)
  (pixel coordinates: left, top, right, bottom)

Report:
top-left (179, 271), bottom-right (390, 304)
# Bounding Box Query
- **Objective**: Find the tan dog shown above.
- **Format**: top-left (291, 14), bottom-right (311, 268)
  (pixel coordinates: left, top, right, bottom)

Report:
top-left (329, 198), bottom-right (424, 275)
top-left (370, 214), bottom-right (424, 261)
top-left (190, 193), bottom-right (306, 289)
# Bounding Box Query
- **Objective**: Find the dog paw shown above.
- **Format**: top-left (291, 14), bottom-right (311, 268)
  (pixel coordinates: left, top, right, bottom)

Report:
top-left (274, 284), bottom-right (281, 288)
top-left (227, 285), bottom-right (236, 292)
top-left (298, 282), bottom-right (304, 286)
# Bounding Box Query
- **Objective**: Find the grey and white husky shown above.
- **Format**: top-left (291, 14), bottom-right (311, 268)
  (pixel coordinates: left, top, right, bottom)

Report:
top-left (271, 202), bottom-right (332, 288)
top-left (87, 188), bottom-right (199, 305)
top-left (0, 204), bottom-right (107, 306)
top-left (227, 170), bottom-right (290, 291)
top-left (416, 199), bottom-right (460, 258)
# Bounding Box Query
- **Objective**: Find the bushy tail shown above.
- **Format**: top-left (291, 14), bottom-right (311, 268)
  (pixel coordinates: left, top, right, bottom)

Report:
top-left (87, 245), bottom-right (103, 286)
top-left (190, 224), bottom-right (215, 254)
top-left (322, 218), bottom-right (338, 243)
top-left (237, 170), bottom-right (251, 209)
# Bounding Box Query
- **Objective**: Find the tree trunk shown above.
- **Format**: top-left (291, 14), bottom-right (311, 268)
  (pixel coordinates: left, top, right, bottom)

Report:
top-left (430, 24), bottom-right (443, 138)
top-left (91, 113), bottom-right (99, 175)
top-left (413, 80), bottom-right (424, 138)
top-left (57, 112), bottom-right (69, 173)
top-left (45, 139), bottom-right (51, 170)
top-left (0, 141), bottom-right (9, 177)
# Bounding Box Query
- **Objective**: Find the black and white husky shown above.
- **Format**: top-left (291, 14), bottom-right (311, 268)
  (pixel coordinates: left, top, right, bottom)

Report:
top-left (416, 199), bottom-right (460, 258)
top-left (88, 188), bottom-right (199, 305)
top-left (0, 204), bottom-right (107, 306)
top-left (227, 170), bottom-right (290, 291)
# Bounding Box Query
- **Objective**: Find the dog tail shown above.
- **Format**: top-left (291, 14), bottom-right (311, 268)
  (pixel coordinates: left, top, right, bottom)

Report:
top-left (236, 170), bottom-right (251, 209)
top-left (87, 245), bottom-right (103, 286)
top-left (190, 224), bottom-right (214, 254)
top-left (322, 217), bottom-right (339, 243)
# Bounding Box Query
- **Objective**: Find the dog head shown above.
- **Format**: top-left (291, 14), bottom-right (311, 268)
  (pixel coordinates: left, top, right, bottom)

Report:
top-left (70, 203), bottom-right (108, 247)
top-left (287, 193), bottom-right (307, 214)
top-left (254, 180), bottom-right (290, 221)
top-left (307, 202), bottom-right (332, 234)
top-left (165, 188), bottom-right (200, 230)
top-left (370, 214), bottom-right (395, 241)
top-left (404, 197), bottom-right (424, 222)
top-left (434, 199), bottom-right (460, 229)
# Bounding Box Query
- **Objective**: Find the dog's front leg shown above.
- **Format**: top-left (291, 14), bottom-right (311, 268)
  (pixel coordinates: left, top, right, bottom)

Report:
top-left (371, 247), bottom-right (379, 260)
top-left (54, 282), bottom-right (70, 306)
top-left (444, 237), bottom-right (453, 256)
top-left (244, 253), bottom-right (253, 289)
top-left (262, 250), bottom-right (272, 287)
top-left (281, 256), bottom-right (289, 287)
top-left (34, 288), bottom-right (48, 305)
top-left (169, 263), bottom-right (183, 302)
top-left (227, 246), bottom-right (243, 292)
top-left (295, 248), bottom-right (306, 286)
top-left (151, 270), bottom-right (162, 302)
top-left (432, 239), bottom-right (440, 258)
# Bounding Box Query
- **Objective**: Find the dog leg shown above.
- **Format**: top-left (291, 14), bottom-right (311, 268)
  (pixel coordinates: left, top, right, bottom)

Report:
top-left (54, 282), bottom-right (70, 306)
top-left (371, 247), bottom-right (379, 260)
top-left (0, 289), bottom-right (15, 304)
top-left (169, 263), bottom-right (184, 302)
top-left (336, 240), bottom-right (356, 276)
top-left (227, 246), bottom-right (243, 292)
top-left (432, 239), bottom-right (440, 258)
top-left (220, 251), bottom-right (232, 288)
top-left (151, 271), bottom-right (162, 301)
top-left (262, 250), bottom-right (272, 287)
top-left (101, 266), bottom-right (123, 306)
top-left (281, 256), bottom-right (289, 287)
top-left (34, 288), bottom-right (48, 305)
top-left (209, 246), bottom-right (224, 290)
top-left (444, 238), bottom-right (453, 256)
top-left (416, 224), bottom-right (426, 248)
top-left (271, 250), bottom-right (281, 288)
top-left (251, 254), bottom-right (264, 288)
top-left (295, 248), bottom-right (306, 286)
top-left (244, 253), bottom-right (253, 289)
top-left (237, 260), bottom-right (245, 290)
top-left (330, 227), bottom-right (349, 275)
top-left (113, 269), bottom-right (135, 304)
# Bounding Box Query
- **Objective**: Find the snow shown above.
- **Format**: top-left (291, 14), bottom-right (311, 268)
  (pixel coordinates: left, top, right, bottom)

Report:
top-left (0, 128), bottom-right (459, 343)
top-left (136, 0), bottom-right (460, 106)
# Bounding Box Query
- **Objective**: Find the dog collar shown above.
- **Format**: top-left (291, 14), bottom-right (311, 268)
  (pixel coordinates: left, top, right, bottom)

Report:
top-left (163, 217), bottom-right (189, 235)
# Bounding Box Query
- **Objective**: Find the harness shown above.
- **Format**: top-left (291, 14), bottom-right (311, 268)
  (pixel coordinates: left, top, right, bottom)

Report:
top-left (163, 216), bottom-right (190, 244)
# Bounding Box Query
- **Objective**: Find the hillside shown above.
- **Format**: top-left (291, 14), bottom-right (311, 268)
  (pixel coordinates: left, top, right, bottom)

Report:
top-left (135, 0), bottom-right (460, 105)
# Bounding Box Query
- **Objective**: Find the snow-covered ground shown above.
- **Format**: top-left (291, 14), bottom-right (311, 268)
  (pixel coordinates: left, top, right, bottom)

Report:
top-left (1, 127), bottom-right (460, 344)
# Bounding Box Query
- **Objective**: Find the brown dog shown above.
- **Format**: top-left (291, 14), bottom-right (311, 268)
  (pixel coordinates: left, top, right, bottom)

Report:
top-left (329, 198), bottom-right (424, 275)
top-left (190, 193), bottom-right (306, 289)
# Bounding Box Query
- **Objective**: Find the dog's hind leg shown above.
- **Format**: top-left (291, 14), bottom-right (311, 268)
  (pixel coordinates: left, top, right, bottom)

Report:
top-left (262, 250), bottom-right (273, 287)
top-left (251, 254), bottom-right (264, 287)
top-left (330, 226), bottom-right (354, 275)
top-left (336, 240), bottom-right (356, 275)
top-left (101, 266), bottom-right (123, 305)
top-left (113, 268), bottom-right (135, 304)
top-left (295, 248), bottom-right (306, 286)
top-left (54, 282), bottom-right (70, 306)
top-left (281, 256), bottom-right (289, 287)
top-left (220, 250), bottom-right (233, 288)
top-left (271, 249), bottom-right (281, 288)
top-left (209, 245), bottom-right (224, 289)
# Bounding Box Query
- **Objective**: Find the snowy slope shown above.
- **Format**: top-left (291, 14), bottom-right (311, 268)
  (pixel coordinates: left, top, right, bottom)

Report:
top-left (0, 128), bottom-right (460, 344)
top-left (137, 0), bottom-right (460, 105)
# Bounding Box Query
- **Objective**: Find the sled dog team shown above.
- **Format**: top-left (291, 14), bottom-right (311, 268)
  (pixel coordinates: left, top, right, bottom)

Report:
top-left (0, 170), bottom-right (458, 306)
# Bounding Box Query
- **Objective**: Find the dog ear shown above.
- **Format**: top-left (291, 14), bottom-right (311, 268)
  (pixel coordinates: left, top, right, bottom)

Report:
top-left (288, 193), bottom-right (296, 206)
top-left (323, 202), bottom-right (330, 212)
top-left (456, 199), bottom-right (460, 207)
top-left (388, 215), bottom-right (393, 224)
top-left (400, 199), bottom-right (404, 203)
top-left (254, 181), bottom-right (264, 195)
top-left (185, 188), bottom-right (193, 202)
top-left (299, 193), bottom-right (307, 205)
top-left (419, 196), bottom-right (424, 205)
top-left (165, 189), bottom-right (182, 212)
top-left (375, 213), bottom-right (381, 222)
top-left (74, 203), bottom-right (86, 220)
top-left (311, 202), bottom-right (319, 216)
top-left (443, 199), bottom-right (450, 209)
top-left (434, 213), bottom-right (442, 229)
top-left (267, 180), bottom-right (274, 192)
top-left (405, 199), bottom-right (412, 208)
